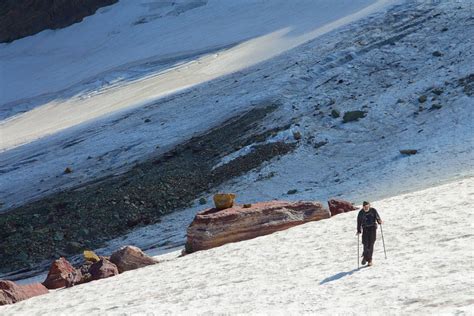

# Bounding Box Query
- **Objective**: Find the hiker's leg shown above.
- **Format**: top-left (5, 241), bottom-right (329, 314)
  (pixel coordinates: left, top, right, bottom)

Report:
top-left (362, 229), bottom-right (369, 260)
top-left (367, 227), bottom-right (377, 261)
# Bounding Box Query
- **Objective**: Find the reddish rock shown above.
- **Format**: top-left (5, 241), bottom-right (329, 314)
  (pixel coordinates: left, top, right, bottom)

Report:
top-left (0, 280), bottom-right (48, 305)
top-left (89, 258), bottom-right (119, 280)
top-left (110, 246), bottom-right (157, 273)
top-left (185, 200), bottom-right (330, 253)
top-left (18, 282), bottom-right (49, 298)
top-left (327, 199), bottom-right (357, 216)
top-left (42, 257), bottom-right (81, 289)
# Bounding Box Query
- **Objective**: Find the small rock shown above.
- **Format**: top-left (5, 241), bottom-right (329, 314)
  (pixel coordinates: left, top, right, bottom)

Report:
top-left (213, 193), bottom-right (236, 210)
top-left (89, 258), bottom-right (119, 280)
top-left (83, 250), bottom-right (100, 263)
top-left (293, 131), bottom-right (302, 141)
top-left (64, 167), bottom-right (72, 174)
top-left (430, 104), bottom-right (442, 110)
top-left (432, 88), bottom-right (444, 95)
top-left (287, 189), bottom-right (298, 195)
top-left (418, 95), bottom-right (427, 103)
top-left (243, 204), bottom-right (252, 208)
top-left (144, 118), bottom-right (151, 123)
top-left (76, 261), bottom-right (93, 284)
top-left (328, 199), bottom-right (357, 216)
top-left (314, 141), bottom-right (328, 149)
top-left (331, 109), bottom-right (340, 118)
top-left (342, 110), bottom-right (366, 123)
top-left (199, 197), bottom-right (207, 205)
top-left (400, 149), bottom-right (418, 155)
top-left (432, 51), bottom-right (443, 57)
top-left (110, 246), bottom-right (157, 273)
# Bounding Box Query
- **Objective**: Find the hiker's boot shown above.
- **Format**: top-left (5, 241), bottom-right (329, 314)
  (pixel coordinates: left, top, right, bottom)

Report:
top-left (368, 261), bottom-right (373, 266)
top-left (361, 258), bottom-right (367, 265)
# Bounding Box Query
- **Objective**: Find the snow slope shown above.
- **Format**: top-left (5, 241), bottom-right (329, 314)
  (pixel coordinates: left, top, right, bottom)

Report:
top-left (2, 177), bottom-right (473, 315)
top-left (1, 0), bottom-right (473, 213)
top-left (0, 0), bottom-right (384, 107)
top-left (0, 0), bottom-right (399, 210)
top-left (0, 0), bottom-right (390, 138)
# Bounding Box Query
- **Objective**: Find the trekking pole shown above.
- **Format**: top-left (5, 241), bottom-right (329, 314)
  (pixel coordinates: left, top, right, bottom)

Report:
top-left (380, 224), bottom-right (387, 259)
top-left (357, 233), bottom-right (360, 269)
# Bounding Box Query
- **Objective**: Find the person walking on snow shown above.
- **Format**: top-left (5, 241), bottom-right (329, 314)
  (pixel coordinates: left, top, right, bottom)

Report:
top-left (356, 201), bottom-right (383, 266)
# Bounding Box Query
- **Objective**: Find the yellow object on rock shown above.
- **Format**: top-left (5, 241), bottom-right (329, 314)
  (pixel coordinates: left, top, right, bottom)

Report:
top-left (83, 250), bottom-right (100, 262)
top-left (213, 193), bottom-right (236, 210)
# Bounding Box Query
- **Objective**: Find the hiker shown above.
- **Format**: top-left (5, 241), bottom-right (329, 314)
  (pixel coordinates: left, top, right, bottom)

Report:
top-left (356, 201), bottom-right (383, 266)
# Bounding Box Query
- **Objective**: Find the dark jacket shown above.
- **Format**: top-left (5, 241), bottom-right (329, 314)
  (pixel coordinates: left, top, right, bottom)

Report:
top-left (357, 207), bottom-right (381, 233)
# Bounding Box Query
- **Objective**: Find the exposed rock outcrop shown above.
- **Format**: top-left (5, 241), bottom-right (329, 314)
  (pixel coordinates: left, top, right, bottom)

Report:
top-left (0, 0), bottom-right (118, 43)
top-left (185, 201), bottom-right (330, 253)
top-left (110, 246), bottom-right (157, 273)
top-left (0, 280), bottom-right (48, 305)
top-left (327, 199), bottom-right (357, 216)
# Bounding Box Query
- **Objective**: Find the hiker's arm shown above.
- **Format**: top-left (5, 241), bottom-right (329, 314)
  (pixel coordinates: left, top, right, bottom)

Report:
top-left (375, 209), bottom-right (383, 225)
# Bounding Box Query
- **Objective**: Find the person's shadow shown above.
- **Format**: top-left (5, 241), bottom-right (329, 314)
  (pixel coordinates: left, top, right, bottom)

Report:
top-left (319, 266), bottom-right (368, 285)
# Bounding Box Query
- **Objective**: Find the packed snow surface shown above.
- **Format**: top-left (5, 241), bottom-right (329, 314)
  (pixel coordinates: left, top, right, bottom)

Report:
top-left (2, 177), bottom-right (473, 315)
top-left (0, 0), bottom-right (472, 308)
top-left (1, 0), bottom-right (473, 212)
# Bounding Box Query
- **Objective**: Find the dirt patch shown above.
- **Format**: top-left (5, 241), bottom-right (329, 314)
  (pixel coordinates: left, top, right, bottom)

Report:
top-left (0, 103), bottom-right (296, 273)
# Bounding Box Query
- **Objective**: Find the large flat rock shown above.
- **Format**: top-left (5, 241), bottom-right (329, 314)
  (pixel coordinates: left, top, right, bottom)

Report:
top-left (185, 201), bottom-right (330, 253)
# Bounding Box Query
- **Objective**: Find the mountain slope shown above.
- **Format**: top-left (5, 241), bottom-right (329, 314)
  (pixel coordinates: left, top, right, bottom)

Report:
top-left (0, 0), bottom-right (472, 276)
top-left (1, 177), bottom-right (473, 315)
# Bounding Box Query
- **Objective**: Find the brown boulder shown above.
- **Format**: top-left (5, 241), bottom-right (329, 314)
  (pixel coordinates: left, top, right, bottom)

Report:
top-left (213, 193), bottom-right (236, 210)
top-left (42, 257), bottom-right (81, 289)
top-left (0, 280), bottom-right (48, 305)
top-left (328, 199), bottom-right (357, 216)
top-left (110, 246), bottom-right (157, 273)
top-left (89, 258), bottom-right (119, 280)
top-left (185, 200), bottom-right (330, 253)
